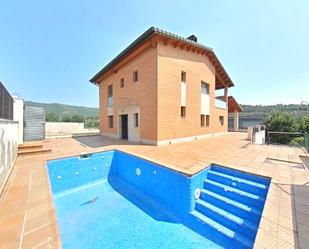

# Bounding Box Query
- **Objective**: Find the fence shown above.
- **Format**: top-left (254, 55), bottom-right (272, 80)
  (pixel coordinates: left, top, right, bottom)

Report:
top-left (266, 131), bottom-right (304, 146)
top-left (305, 133), bottom-right (309, 152)
top-left (0, 81), bottom-right (14, 120)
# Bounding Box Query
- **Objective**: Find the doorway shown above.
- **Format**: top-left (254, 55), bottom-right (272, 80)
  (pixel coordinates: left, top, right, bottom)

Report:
top-left (120, 114), bottom-right (128, 140)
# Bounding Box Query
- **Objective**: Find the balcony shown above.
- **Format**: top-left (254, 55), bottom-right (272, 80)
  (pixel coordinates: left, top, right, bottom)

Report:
top-left (215, 97), bottom-right (227, 109)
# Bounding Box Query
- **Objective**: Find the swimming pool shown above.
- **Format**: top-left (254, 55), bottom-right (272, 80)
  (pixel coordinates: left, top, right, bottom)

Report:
top-left (47, 150), bottom-right (270, 249)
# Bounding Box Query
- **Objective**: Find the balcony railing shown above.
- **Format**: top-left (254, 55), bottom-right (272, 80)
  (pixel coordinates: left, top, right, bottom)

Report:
top-left (215, 98), bottom-right (227, 109)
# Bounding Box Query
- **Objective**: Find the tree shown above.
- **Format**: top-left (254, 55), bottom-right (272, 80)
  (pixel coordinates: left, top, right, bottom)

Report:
top-left (85, 118), bottom-right (99, 128)
top-left (264, 111), bottom-right (298, 132)
top-left (61, 114), bottom-right (84, 122)
top-left (300, 115), bottom-right (309, 132)
top-left (71, 114), bottom-right (85, 122)
top-left (46, 112), bottom-right (59, 122)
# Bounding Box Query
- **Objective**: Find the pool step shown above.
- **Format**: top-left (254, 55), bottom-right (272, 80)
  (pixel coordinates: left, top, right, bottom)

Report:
top-left (191, 210), bottom-right (252, 249)
top-left (195, 199), bottom-right (257, 240)
top-left (209, 165), bottom-right (270, 185)
top-left (191, 166), bottom-right (270, 249)
top-left (204, 179), bottom-right (265, 208)
top-left (207, 170), bottom-right (268, 196)
top-left (200, 189), bottom-right (261, 223)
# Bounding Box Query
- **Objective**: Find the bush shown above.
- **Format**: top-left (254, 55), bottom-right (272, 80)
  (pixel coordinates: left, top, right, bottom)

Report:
top-left (289, 137), bottom-right (305, 147)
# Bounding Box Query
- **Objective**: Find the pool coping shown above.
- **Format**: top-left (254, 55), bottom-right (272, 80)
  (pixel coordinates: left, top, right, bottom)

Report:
top-left (46, 148), bottom-right (273, 249)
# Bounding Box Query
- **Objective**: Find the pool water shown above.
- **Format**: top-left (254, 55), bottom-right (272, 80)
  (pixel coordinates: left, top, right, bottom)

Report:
top-left (47, 150), bottom-right (270, 249)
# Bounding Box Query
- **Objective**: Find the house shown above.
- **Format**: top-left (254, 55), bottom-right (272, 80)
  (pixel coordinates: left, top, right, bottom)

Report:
top-left (90, 27), bottom-right (241, 145)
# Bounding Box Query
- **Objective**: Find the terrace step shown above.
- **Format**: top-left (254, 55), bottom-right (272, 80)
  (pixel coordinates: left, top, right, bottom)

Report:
top-left (204, 179), bottom-right (265, 208)
top-left (207, 170), bottom-right (268, 196)
top-left (18, 142), bottom-right (43, 150)
top-left (200, 189), bottom-right (261, 223)
top-left (191, 210), bottom-right (252, 249)
top-left (18, 147), bottom-right (52, 156)
top-left (195, 199), bottom-right (257, 240)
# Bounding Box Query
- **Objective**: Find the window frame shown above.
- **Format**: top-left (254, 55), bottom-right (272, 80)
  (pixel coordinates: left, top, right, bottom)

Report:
top-left (108, 115), bottom-right (114, 128)
top-left (181, 106), bottom-right (186, 118)
top-left (134, 113), bottom-right (139, 127)
top-left (120, 78), bottom-right (125, 88)
top-left (107, 84), bottom-right (113, 97)
top-left (201, 81), bottom-right (210, 94)
top-left (201, 114), bottom-right (205, 127)
top-left (107, 84), bottom-right (113, 107)
top-left (219, 116), bottom-right (224, 126)
top-left (181, 71), bottom-right (186, 83)
top-left (133, 71), bottom-right (138, 82)
top-left (206, 115), bottom-right (210, 127)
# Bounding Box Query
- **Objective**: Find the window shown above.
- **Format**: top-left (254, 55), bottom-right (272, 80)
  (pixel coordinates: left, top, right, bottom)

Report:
top-left (201, 82), bottom-right (209, 94)
top-left (181, 71), bottom-right (186, 83)
top-left (206, 115), bottom-right (210, 126)
top-left (134, 113), bottom-right (139, 127)
top-left (181, 106), bottom-right (186, 118)
top-left (107, 85), bottom-right (113, 107)
top-left (120, 78), bottom-right (124, 88)
top-left (219, 116), bottom-right (224, 126)
top-left (107, 85), bottom-right (113, 96)
top-left (133, 71), bottom-right (138, 82)
top-left (201, 115), bottom-right (205, 127)
top-left (108, 115), bottom-right (113, 128)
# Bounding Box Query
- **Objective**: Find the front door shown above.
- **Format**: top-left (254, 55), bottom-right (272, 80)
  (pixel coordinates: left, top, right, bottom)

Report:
top-left (121, 114), bottom-right (128, 140)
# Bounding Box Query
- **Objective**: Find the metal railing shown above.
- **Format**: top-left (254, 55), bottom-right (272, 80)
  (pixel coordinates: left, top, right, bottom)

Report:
top-left (266, 131), bottom-right (304, 147)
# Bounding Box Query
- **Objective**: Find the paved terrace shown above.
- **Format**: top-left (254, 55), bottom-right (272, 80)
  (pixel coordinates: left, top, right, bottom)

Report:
top-left (0, 132), bottom-right (308, 249)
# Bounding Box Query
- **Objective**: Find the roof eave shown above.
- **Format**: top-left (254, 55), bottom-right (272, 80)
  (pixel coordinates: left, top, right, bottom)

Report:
top-left (90, 27), bottom-right (234, 88)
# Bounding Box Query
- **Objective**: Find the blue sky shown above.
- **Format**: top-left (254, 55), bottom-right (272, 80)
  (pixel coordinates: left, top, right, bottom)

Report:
top-left (1, 0), bottom-right (308, 107)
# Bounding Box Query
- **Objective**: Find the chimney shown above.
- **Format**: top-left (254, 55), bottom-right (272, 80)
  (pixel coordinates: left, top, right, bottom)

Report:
top-left (187, 34), bottom-right (197, 43)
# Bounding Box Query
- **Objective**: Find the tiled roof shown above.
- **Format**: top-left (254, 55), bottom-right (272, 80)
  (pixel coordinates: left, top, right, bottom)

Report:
top-left (90, 27), bottom-right (234, 89)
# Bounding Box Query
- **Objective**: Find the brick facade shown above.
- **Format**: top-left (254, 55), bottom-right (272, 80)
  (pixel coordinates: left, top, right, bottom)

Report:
top-left (94, 30), bottom-right (231, 145)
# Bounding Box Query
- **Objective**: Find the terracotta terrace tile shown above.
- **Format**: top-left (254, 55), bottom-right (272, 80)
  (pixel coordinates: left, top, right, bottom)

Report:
top-left (0, 132), bottom-right (308, 248)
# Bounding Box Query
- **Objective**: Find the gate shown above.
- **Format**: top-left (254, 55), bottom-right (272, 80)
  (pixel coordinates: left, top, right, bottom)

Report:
top-left (24, 106), bottom-right (45, 141)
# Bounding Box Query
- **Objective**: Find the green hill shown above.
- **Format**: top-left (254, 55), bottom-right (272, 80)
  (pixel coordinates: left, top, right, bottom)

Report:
top-left (25, 101), bottom-right (99, 118)
top-left (242, 104), bottom-right (308, 113)
top-left (25, 101), bottom-right (309, 118)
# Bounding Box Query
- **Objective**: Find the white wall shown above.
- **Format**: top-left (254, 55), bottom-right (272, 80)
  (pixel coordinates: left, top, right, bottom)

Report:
top-left (45, 122), bottom-right (99, 137)
top-left (0, 119), bottom-right (18, 193)
top-left (13, 95), bottom-right (24, 144)
top-left (201, 93), bottom-right (210, 115)
top-left (254, 130), bottom-right (266, 145)
top-left (181, 82), bottom-right (186, 107)
top-left (118, 105), bottom-right (140, 142)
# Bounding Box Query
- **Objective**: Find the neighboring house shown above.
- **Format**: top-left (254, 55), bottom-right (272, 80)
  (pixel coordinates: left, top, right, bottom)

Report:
top-left (90, 27), bottom-right (241, 145)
